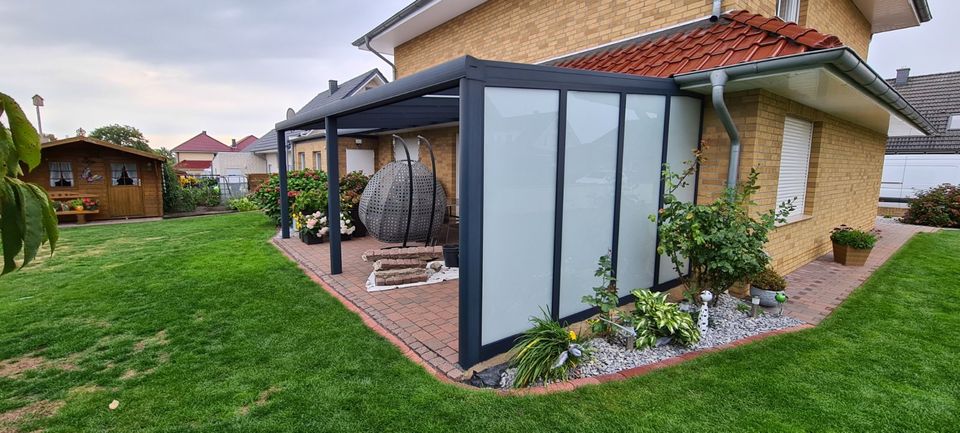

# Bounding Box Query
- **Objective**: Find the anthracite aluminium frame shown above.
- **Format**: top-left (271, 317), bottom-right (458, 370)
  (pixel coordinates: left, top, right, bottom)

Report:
top-left (274, 56), bottom-right (703, 368)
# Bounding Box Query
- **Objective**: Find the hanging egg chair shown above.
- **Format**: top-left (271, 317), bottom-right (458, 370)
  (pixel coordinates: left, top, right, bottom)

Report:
top-left (358, 136), bottom-right (446, 244)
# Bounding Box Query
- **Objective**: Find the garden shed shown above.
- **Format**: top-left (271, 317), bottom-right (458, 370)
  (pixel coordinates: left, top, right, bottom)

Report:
top-left (26, 136), bottom-right (166, 223)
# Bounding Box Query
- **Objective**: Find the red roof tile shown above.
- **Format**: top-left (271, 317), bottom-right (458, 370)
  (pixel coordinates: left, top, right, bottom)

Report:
top-left (554, 10), bottom-right (843, 78)
top-left (171, 131), bottom-right (232, 153)
top-left (173, 160), bottom-right (213, 170)
top-left (233, 135), bottom-right (258, 151)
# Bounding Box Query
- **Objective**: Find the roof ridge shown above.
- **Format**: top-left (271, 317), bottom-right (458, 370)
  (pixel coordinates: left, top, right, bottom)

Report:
top-left (723, 10), bottom-right (843, 49)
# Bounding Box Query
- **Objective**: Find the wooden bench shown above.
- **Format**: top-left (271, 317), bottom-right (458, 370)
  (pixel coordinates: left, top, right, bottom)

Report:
top-left (49, 192), bottom-right (100, 224)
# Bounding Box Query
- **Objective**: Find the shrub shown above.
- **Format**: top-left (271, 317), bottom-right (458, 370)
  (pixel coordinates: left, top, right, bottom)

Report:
top-left (830, 225), bottom-right (877, 250)
top-left (183, 185), bottom-right (221, 207)
top-left (581, 253), bottom-right (623, 338)
top-left (902, 184), bottom-right (960, 228)
top-left (161, 162), bottom-right (196, 213)
top-left (750, 267), bottom-right (786, 292)
top-left (510, 311), bottom-right (588, 388)
top-left (227, 197), bottom-right (258, 212)
top-left (249, 169), bottom-right (328, 224)
top-left (655, 148), bottom-right (793, 304)
top-left (629, 289), bottom-right (700, 349)
top-left (340, 171), bottom-right (371, 213)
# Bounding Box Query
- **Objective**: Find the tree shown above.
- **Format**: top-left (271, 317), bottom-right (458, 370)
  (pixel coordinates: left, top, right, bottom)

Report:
top-left (89, 124), bottom-right (152, 151)
top-left (0, 92), bottom-right (58, 275)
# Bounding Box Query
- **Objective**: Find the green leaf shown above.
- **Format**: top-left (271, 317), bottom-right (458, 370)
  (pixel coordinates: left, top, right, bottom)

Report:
top-left (0, 92), bottom-right (40, 171)
top-left (0, 180), bottom-right (25, 274)
top-left (15, 181), bottom-right (43, 267)
top-left (30, 183), bottom-right (59, 252)
top-left (0, 126), bottom-right (17, 177)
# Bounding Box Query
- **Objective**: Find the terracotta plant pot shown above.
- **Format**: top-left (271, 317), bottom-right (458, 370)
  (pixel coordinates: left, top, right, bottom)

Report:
top-left (74, 206), bottom-right (85, 212)
top-left (832, 241), bottom-right (872, 266)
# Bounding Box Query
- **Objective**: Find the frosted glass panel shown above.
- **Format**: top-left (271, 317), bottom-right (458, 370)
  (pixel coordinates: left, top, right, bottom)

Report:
top-left (616, 94), bottom-right (666, 295)
top-left (482, 87), bottom-right (559, 344)
top-left (559, 92), bottom-right (620, 317)
top-left (658, 96), bottom-right (702, 284)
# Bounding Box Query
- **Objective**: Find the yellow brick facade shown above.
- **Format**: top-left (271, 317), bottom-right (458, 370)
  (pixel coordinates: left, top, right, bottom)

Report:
top-left (291, 136), bottom-right (380, 176)
top-left (698, 90), bottom-right (886, 275)
top-left (373, 127), bottom-right (460, 203)
top-left (394, 0), bottom-right (872, 77)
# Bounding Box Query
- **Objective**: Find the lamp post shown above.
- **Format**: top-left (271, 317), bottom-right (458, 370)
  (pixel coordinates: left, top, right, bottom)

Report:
top-left (31, 94), bottom-right (44, 138)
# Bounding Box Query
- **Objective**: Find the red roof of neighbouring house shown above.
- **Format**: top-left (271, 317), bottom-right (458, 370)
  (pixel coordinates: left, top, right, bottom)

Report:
top-left (233, 135), bottom-right (258, 151)
top-left (171, 131), bottom-right (233, 153)
top-left (553, 10), bottom-right (844, 78)
top-left (173, 160), bottom-right (213, 170)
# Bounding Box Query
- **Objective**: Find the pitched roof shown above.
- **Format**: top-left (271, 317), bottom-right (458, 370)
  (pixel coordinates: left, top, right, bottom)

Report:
top-left (886, 71), bottom-right (960, 154)
top-left (551, 10), bottom-right (843, 78)
top-left (173, 160), bottom-right (213, 170)
top-left (246, 69), bottom-right (386, 153)
top-left (42, 136), bottom-right (165, 161)
top-left (233, 135), bottom-right (258, 151)
top-left (171, 131), bottom-right (232, 153)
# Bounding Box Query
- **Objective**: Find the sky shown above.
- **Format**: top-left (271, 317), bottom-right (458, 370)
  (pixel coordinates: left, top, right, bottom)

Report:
top-left (1, 0), bottom-right (957, 150)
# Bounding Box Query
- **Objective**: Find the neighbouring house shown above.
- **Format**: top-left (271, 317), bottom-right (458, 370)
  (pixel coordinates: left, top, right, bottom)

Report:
top-left (245, 69), bottom-right (388, 175)
top-left (275, 0), bottom-right (933, 369)
top-left (210, 134), bottom-right (264, 179)
top-left (170, 131), bottom-right (233, 175)
top-left (27, 136), bottom-right (165, 222)
top-left (880, 69), bottom-right (960, 216)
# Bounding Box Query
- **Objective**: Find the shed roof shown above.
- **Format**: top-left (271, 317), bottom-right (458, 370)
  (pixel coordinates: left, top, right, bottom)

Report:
top-left (550, 11), bottom-right (842, 77)
top-left (886, 71), bottom-right (960, 153)
top-left (42, 136), bottom-right (165, 161)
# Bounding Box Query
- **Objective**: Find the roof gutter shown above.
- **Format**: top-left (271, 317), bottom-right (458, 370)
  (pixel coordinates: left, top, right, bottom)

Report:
top-left (913, 0), bottom-right (933, 23)
top-left (672, 47), bottom-right (935, 135)
top-left (708, 69), bottom-right (741, 190)
top-left (364, 36), bottom-right (398, 80)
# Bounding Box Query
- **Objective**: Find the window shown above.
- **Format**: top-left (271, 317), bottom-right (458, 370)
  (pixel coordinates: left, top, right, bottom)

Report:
top-left (298, 152), bottom-right (306, 170)
top-left (776, 0), bottom-right (800, 22)
top-left (312, 151), bottom-right (322, 170)
top-left (948, 115), bottom-right (960, 130)
top-left (111, 163), bottom-right (139, 186)
top-left (776, 116), bottom-right (815, 222)
top-left (49, 161), bottom-right (73, 187)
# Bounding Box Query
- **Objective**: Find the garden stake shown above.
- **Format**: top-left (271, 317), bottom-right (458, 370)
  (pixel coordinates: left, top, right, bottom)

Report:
top-left (775, 292), bottom-right (788, 317)
top-left (750, 296), bottom-right (760, 318)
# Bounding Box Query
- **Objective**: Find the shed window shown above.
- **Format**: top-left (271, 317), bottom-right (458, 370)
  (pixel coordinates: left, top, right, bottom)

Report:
top-left (313, 151), bottom-right (322, 169)
top-left (776, 0), bottom-right (801, 22)
top-left (776, 116), bottom-right (814, 221)
top-left (49, 162), bottom-right (74, 187)
top-left (111, 163), bottom-right (139, 186)
top-left (947, 115), bottom-right (960, 130)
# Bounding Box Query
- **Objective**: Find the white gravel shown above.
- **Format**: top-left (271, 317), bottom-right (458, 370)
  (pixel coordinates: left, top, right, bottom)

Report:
top-left (500, 294), bottom-right (804, 387)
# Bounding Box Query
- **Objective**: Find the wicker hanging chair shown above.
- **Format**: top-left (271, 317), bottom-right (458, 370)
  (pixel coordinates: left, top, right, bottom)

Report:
top-left (358, 159), bottom-right (446, 244)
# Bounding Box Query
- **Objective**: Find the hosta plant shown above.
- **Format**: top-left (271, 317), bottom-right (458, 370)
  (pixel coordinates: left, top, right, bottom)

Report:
top-left (510, 311), bottom-right (589, 388)
top-left (629, 289), bottom-right (700, 349)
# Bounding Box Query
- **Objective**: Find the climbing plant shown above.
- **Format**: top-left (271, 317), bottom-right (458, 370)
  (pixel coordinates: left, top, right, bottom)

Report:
top-left (0, 92), bottom-right (58, 275)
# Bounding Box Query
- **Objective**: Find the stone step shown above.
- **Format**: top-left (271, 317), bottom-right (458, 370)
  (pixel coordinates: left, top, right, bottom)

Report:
top-left (375, 268), bottom-right (429, 286)
top-left (362, 246), bottom-right (443, 262)
top-left (374, 258), bottom-right (429, 271)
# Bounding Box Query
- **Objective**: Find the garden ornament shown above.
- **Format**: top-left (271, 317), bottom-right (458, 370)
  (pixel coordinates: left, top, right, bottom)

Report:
top-left (552, 344), bottom-right (586, 369)
top-left (698, 291), bottom-right (713, 334)
top-left (750, 296), bottom-right (761, 318)
top-left (775, 292), bottom-right (788, 316)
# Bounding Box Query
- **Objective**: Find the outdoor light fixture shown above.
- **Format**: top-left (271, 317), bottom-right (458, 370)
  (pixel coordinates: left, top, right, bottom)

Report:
top-left (751, 296), bottom-right (761, 318)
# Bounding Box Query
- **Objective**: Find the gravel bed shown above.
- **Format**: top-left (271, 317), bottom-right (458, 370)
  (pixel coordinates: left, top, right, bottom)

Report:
top-left (499, 294), bottom-right (804, 388)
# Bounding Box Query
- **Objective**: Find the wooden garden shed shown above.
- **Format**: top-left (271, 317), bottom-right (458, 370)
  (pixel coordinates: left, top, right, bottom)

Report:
top-left (24, 136), bottom-right (165, 223)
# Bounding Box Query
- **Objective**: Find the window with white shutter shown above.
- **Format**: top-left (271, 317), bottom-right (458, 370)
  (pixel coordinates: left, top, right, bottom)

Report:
top-left (776, 116), bottom-right (814, 222)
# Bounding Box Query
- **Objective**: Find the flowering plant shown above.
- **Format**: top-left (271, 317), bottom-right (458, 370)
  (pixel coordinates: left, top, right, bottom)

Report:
top-left (68, 198), bottom-right (84, 209)
top-left (300, 211), bottom-right (329, 237)
top-left (340, 212), bottom-right (356, 236)
top-left (82, 197), bottom-right (99, 210)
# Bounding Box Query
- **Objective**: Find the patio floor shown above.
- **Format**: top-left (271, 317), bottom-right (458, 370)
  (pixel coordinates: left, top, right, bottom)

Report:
top-left (272, 235), bottom-right (463, 379)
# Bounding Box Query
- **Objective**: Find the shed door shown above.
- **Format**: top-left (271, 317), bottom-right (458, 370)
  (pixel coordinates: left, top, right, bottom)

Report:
top-left (108, 162), bottom-right (145, 217)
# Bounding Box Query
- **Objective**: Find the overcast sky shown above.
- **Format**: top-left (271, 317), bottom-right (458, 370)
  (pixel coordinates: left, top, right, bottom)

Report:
top-left (1, 0), bottom-right (956, 150)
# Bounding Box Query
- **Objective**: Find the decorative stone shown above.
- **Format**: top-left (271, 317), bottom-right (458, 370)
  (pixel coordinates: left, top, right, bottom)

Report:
top-left (374, 258), bottom-right (428, 271)
top-left (358, 160), bottom-right (447, 243)
top-left (362, 246), bottom-right (443, 262)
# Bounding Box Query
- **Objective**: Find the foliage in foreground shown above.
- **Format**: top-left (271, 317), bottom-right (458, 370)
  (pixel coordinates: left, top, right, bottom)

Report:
top-left (629, 289), bottom-right (700, 349)
top-left (902, 183), bottom-right (960, 228)
top-left (510, 311), bottom-right (587, 388)
top-left (0, 92), bottom-right (58, 275)
top-left (655, 149), bottom-right (792, 303)
top-left (830, 225), bottom-right (878, 250)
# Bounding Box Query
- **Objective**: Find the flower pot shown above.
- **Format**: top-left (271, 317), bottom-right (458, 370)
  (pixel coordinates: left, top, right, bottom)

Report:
top-left (749, 285), bottom-right (784, 307)
top-left (832, 241), bottom-right (872, 266)
top-left (350, 207), bottom-right (367, 237)
top-left (301, 231), bottom-right (325, 245)
top-left (341, 232), bottom-right (353, 241)
top-left (443, 244), bottom-right (459, 268)
top-left (74, 206), bottom-right (85, 212)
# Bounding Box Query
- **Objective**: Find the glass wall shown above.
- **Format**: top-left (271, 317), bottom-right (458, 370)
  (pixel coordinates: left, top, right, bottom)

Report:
top-left (616, 94), bottom-right (666, 295)
top-left (559, 91), bottom-right (620, 317)
top-left (482, 87), bottom-right (559, 345)
top-left (657, 96), bottom-right (702, 284)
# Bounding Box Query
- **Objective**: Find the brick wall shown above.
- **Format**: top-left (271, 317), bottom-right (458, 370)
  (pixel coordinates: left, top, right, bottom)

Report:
top-left (290, 136), bottom-right (380, 176)
top-left (374, 127), bottom-right (460, 202)
top-left (698, 89), bottom-right (886, 275)
top-left (393, 0), bottom-right (872, 77)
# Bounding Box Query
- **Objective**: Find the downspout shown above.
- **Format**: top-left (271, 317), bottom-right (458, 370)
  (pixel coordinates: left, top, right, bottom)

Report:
top-left (710, 0), bottom-right (723, 21)
top-left (709, 69), bottom-right (741, 193)
top-left (365, 36), bottom-right (398, 80)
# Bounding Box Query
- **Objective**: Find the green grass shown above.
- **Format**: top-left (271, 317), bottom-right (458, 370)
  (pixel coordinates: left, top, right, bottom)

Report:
top-left (1, 212), bottom-right (958, 432)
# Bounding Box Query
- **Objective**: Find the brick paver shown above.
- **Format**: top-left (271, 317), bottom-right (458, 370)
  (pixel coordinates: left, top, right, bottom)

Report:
top-left (272, 235), bottom-right (463, 378)
top-left (778, 218), bottom-right (937, 324)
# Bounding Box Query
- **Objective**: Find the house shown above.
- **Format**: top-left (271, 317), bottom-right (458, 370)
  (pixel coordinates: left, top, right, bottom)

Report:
top-left (170, 131), bottom-right (233, 175)
top-left (275, 0), bottom-right (933, 369)
top-left (244, 69), bottom-right (388, 175)
top-left (210, 134), bottom-right (264, 178)
top-left (26, 136), bottom-right (165, 222)
top-left (880, 69), bottom-right (960, 215)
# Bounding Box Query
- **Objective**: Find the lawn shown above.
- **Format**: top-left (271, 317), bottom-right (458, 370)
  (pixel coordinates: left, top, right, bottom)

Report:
top-left (1, 212), bottom-right (958, 432)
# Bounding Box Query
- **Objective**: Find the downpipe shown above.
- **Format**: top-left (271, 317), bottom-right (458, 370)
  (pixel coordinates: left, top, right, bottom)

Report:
top-left (709, 69), bottom-right (741, 197)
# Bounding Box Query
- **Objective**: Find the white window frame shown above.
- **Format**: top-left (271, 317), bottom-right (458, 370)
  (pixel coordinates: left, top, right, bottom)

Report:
top-left (312, 151), bottom-right (322, 170)
top-left (49, 161), bottom-right (74, 187)
top-left (297, 152), bottom-right (306, 170)
top-left (776, 0), bottom-right (801, 23)
top-left (776, 116), bottom-right (814, 223)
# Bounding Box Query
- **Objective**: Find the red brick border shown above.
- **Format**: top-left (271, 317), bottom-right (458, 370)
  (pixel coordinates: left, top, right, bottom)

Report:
top-left (272, 235), bottom-right (814, 395)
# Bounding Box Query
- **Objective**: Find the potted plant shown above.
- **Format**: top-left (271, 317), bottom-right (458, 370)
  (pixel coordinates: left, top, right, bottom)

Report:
top-left (82, 197), bottom-right (99, 211)
top-left (69, 198), bottom-right (84, 212)
top-left (749, 267), bottom-right (787, 307)
top-left (340, 211), bottom-right (356, 241)
top-left (300, 211), bottom-right (329, 245)
top-left (340, 171), bottom-right (370, 237)
top-left (830, 225), bottom-right (878, 266)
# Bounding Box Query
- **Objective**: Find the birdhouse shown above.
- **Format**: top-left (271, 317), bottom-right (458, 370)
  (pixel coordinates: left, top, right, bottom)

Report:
top-left (32, 94), bottom-right (44, 107)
